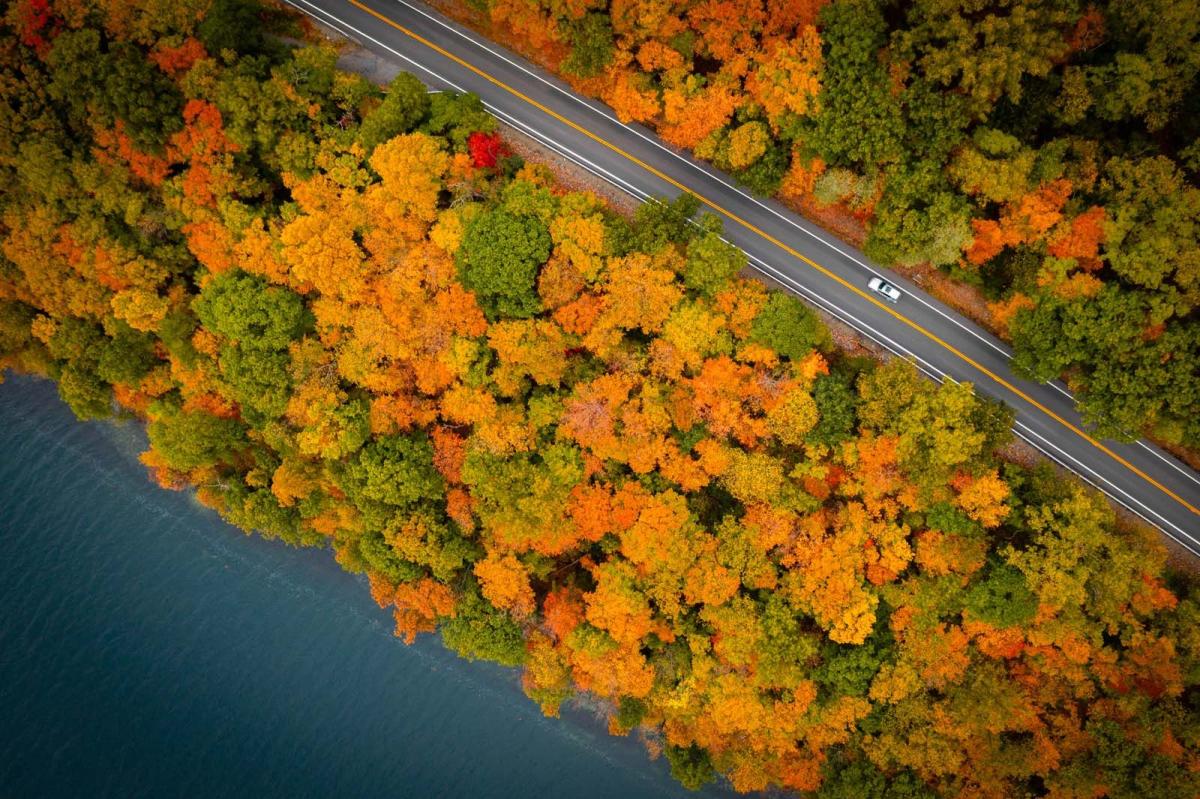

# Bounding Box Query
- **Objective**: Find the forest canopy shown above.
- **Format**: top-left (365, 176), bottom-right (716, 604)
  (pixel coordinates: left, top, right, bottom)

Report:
top-left (0, 1), bottom-right (1198, 797)
top-left (457, 0), bottom-right (1200, 452)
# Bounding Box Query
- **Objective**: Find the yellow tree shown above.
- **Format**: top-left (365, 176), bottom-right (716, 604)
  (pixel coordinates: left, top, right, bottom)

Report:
top-left (476, 551), bottom-right (537, 617)
top-left (745, 27), bottom-right (822, 131)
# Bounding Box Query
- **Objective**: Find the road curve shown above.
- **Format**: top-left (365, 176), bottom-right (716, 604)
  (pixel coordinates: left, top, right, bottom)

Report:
top-left (284, 0), bottom-right (1200, 552)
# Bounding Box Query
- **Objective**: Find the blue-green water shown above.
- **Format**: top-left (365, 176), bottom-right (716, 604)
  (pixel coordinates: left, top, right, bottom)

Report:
top-left (0, 376), bottom-right (738, 799)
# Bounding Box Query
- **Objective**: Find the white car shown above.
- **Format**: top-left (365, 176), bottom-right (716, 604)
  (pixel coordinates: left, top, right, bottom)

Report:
top-left (867, 276), bottom-right (902, 303)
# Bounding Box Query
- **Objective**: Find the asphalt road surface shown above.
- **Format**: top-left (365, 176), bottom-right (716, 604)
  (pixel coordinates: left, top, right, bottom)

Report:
top-left (285, 0), bottom-right (1200, 553)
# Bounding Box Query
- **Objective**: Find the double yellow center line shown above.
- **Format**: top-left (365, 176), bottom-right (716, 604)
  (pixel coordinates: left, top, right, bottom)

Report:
top-left (346, 0), bottom-right (1200, 520)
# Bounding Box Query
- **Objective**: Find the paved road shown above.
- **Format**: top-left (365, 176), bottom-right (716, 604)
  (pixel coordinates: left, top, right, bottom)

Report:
top-left (285, 0), bottom-right (1200, 551)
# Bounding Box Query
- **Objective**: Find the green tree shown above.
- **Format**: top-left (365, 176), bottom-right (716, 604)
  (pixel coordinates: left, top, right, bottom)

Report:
top-left (46, 317), bottom-right (106, 366)
top-left (1085, 0), bottom-right (1200, 132)
top-left (867, 170), bottom-right (972, 268)
top-left (421, 91), bottom-right (495, 151)
top-left (664, 744), bottom-right (716, 791)
top-left (44, 29), bottom-right (108, 139)
top-left (1010, 286), bottom-right (1199, 444)
top-left (460, 443), bottom-right (583, 551)
top-left (900, 78), bottom-right (971, 169)
top-left (98, 44), bottom-right (184, 146)
top-left (457, 208), bottom-right (550, 319)
top-left (624, 193), bottom-right (700, 255)
top-left (756, 593), bottom-right (820, 689)
top-left (948, 128), bottom-right (1036, 204)
top-left (341, 433), bottom-right (445, 509)
top-left (0, 301), bottom-right (37, 357)
top-left (733, 139), bottom-right (789, 196)
top-left (14, 139), bottom-right (74, 207)
top-left (382, 510), bottom-right (481, 582)
top-left (857, 359), bottom-right (925, 434)
top-left (97, 323), bottom-right (158, 386)
top-left (46, 318), bottom-right (112, 419)
top-left (808, 372), bottom-right (860, 446)
top-left (207, 55), bottom-right (312, 168)
top-left (1102, 156), bottom-right (1200, 303)
top-left (441, 584), bottom-right (528, 666)
top-left (278, 46), bottom-right (339, 110)
top-left (807, 0), bottom-right (904, 169)
top-left (817, 757), bottom-right (933, 799)
top-left (859, 360), bottom-right (1011, 481)
top-left (47, 32), bottom-right (182, 148)
top-left (562, 13), bottom-right (615, 79)
top-left (158, 309), bottom-right (200, 367)
top-left (355, 531), bottom-right (424, 583)
top-left (194, 270), bottom-right (311, 351)
top-left (749, 291), bottom-right (832, 359)
top-left (815, 638), bottom-right (890, 699)
top-left (146, 406), bottom-right (248, 472)
top-left (892, 0), bottom-right (1075, 119)
top-left (217, 345), bottom-right (291, 420)
top-left (57, 365), bottom-right (112, 420)
top-left (614, 696), bottom-right (648, 731)
top-left (1082, 719), bottom-right (1200, 799)
top-left (223, 486), bottom-right (320, 547)
top-left (961, 562), bottom-right (1038, 627)
top-left (198, 0), bottom-right (268, 57)
top-left (683, 224), bottom-right (746, 296)
top-left (299, 396), bottom-right (372, 460)
top-left (897, 379), bottom-right (1012, 481)
top-left (358, 72), bottom-right (431, 154)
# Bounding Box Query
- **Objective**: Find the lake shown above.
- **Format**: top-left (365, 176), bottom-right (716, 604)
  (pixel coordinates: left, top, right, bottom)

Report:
top-left (0, 375), bottom-right (741, 799)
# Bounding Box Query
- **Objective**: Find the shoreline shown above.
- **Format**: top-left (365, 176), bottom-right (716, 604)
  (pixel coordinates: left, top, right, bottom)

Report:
top-left (0, 373), bottom-right (744, 798)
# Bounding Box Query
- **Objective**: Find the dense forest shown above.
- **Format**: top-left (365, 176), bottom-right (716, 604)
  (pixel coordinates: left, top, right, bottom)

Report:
top-left (451, 0), bottom-right (1200, 452)
top-left (1, 1), bottom-right (1199, 796)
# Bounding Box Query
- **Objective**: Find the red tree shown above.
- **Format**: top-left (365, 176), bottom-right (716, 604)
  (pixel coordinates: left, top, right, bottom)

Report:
top-left (468, 131), bottom-right (509, 169)
top-left (12, 0), bottom-right (60, 56)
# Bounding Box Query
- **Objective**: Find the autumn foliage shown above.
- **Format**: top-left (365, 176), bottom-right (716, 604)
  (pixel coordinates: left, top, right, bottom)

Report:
top-left (467, 130), bottom-right (508, 168)
top-left (1, 4), bottom-right (1198, 798)
top-left (448, 0), bottom-right (1200, 453)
